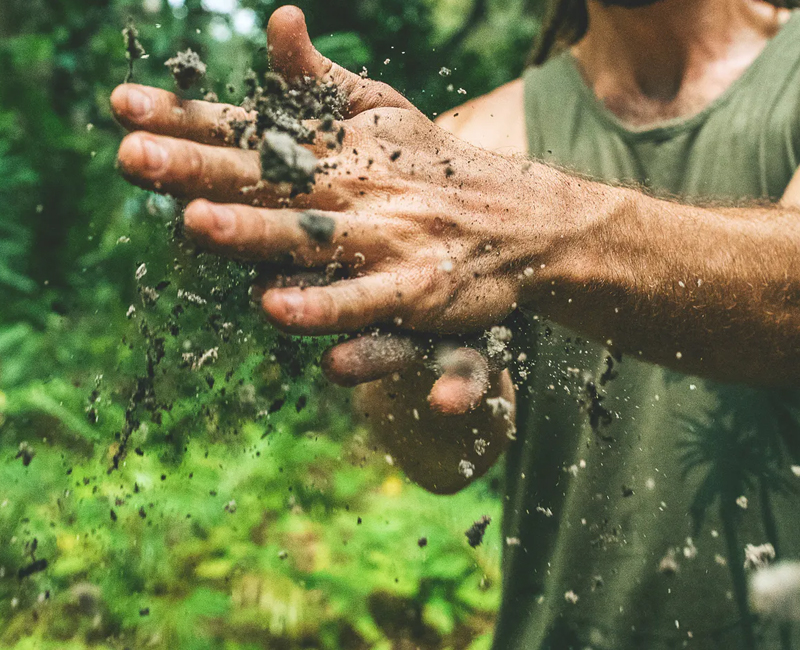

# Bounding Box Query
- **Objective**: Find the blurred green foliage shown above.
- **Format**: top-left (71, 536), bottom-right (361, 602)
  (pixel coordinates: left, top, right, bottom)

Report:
top-left (0, 0), bottom-right (542, 647)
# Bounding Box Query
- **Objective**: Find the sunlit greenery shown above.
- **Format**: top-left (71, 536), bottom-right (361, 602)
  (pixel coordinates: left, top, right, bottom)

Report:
top-left (0, 1), bottom-right (541, 647)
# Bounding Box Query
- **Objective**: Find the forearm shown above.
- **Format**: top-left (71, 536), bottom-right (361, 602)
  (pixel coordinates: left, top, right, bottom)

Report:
top-left (355, 368), bottom-right (515, 494)
top-left (533, 172), bottom-right (800, 384)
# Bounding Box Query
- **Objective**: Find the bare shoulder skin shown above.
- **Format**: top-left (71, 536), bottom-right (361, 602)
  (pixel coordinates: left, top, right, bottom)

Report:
top-left (436, 79), bottom-right (527, 156)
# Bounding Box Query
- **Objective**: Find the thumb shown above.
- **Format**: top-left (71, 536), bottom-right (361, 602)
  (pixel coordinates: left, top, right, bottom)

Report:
top-left (427, 347), bottom-right (491, 416)
top-left (266, 5), bottom-right (419, 118)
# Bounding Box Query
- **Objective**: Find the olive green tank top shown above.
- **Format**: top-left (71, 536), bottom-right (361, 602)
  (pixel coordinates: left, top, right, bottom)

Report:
top-left (495, 13), bottom-right (800, 650)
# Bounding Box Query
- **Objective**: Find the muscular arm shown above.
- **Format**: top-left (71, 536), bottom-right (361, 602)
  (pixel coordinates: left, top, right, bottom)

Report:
top-left (371, 107), bottom-right (800, 491)
top-left (531, 172), bottom-right (800, 384)
top-left (437, 82), bottom-right (800, 386)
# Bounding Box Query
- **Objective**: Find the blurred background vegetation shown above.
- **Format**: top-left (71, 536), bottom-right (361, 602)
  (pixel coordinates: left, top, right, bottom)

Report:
top-left (0, 0), bottom-right (543, 648)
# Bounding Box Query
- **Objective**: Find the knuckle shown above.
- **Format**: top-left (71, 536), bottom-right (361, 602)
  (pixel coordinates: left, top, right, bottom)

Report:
top-left (320, 290), bottom-right (341, 326)
top-left (185, 143), bottom-right (206, 183)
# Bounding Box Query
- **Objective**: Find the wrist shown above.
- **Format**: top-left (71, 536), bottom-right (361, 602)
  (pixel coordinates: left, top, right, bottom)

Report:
top-left (515, 167), bottom-right (638, 319)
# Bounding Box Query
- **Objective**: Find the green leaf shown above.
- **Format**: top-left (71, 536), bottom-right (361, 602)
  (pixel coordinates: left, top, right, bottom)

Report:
top-left (312, 32), bottom-right (373, 71)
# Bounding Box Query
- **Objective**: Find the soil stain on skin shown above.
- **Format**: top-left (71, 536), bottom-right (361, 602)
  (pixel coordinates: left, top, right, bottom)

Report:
top-left (298, 211), bottom-right (336, 244)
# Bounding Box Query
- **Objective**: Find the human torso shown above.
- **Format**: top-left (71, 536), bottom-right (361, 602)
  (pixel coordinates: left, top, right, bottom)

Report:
top-left (507, 14), bottom-right (800, 650)
top-left (442, 11), bottom-right (800, 650)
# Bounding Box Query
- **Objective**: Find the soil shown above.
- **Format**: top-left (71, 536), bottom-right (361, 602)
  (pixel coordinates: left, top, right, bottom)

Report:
top-left (165, 49), bottom-right (207, 91)
top-left (226, 71), bottom-right (344, 196)
top-left (259, 131), bottom-right (319, 190)
top-left (15, 441), bottom-right (35, 466)
top-left (298, 211), bottom-right (336, 244)
top-left (465, 516), bottom-right (491, 548)
top-left (122, 20), bottom-right (146, 83)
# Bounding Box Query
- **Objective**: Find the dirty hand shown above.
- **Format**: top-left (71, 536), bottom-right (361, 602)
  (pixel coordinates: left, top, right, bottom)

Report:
top-left (111, 6), bottom-right (567, 412)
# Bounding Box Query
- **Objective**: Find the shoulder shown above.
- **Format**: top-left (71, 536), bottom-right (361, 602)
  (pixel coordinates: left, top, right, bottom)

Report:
top-left (435, 78), bottom-right (527, 156)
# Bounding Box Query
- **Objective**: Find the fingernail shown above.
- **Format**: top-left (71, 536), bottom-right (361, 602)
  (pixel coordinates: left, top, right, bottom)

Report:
top-left (281, 292), bottom-right (305, 322)
top-left (141, 138), bottom-right (166, 172)
top-left (126, 87), bottom-right (153, 120)
top-left (212, 206), bottom-right (235, 234)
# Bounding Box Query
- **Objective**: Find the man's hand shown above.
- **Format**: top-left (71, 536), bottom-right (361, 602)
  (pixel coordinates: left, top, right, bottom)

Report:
top-left (110, 6), bottom-right (541, 412)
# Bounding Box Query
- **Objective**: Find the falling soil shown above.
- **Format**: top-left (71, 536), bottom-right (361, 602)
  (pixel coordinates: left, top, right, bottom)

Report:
top-left (165, 49), bottom-right (207, 90)
top-left (226, 70), bottom-right (345, 196)
top-left (465, 516), bottom-right (492, 548)
top-left (122, 19), bottom-right (146, 83)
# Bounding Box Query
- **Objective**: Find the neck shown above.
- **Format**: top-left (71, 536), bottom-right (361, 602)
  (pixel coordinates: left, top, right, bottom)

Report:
top-left (574, 0), bottom-right (788, 106)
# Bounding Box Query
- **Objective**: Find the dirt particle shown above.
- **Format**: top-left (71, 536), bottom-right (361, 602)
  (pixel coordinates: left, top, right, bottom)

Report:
top-left (458, 460), bottom-right (475, 479)
top-left (122, 19), bottom-right (146, 83)
top-left (18, 558), bottom-right (48, 580)
top-left (749, 561), bottom-right (800, 620)
top-left (744, 543), bottom-right (776, 571)
top-left (417, 537), bottom-right (428, 548)
top-left (15, 442), bottom-right (35, 466)
top-left (659, 549), bottom-right (679, 575)
top-left (465, 515), bottom-right (491, 548)
top-left (164, 49), bottom-right (207, 90)
top-left (259, 131), bottom-right (319, 191)
top-left (486, 396), bottom-right (512, 418)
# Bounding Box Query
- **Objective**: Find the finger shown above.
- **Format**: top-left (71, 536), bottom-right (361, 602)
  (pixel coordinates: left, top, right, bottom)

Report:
top-left (118, 132), bottom-right (262, 201)
top-left (428, 347), bottom-right (491, 415)
top-left (267, 6), bottom-right (419, 118)
top-left (254, 269), bottom-right (335, 291)
top-left (262, 273), bottom-right (409, 334)
top-left (111, 84), bottom-right (254, 146)
top-left (184, 200), bottom-right (383, 264)
top-left (322, 334), bottom-right (425, 387)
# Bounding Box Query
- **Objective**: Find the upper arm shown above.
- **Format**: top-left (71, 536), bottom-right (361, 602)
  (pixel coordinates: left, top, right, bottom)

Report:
top-left (435, 79), bottom-right (527, 156)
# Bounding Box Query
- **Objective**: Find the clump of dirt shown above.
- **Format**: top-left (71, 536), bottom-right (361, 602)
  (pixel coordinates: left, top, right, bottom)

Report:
top-left (259, 131), bottom-right (319, 191)
top-left (465, 516), bottom-right (491, 548)
top-left (122, 19), bottom-right (146, 83)
top-left (226, 70), bottom-right (345, 196)
top-left (15, 441), bottom-right (35, 466)
top-left (165, 49), bottom-right (207, 90)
